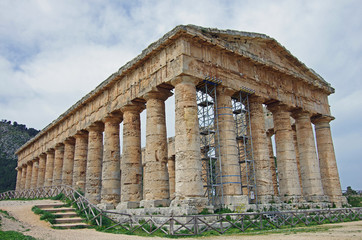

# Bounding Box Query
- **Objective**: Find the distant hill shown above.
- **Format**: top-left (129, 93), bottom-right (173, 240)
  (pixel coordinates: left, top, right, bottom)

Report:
top-left (0, 120), bottom-right (40, 192)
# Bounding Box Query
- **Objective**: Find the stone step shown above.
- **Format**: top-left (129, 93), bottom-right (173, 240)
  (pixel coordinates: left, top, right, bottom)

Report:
top-left (35, 203), bottom-right (65, 209)
top-left (54, 212), bottom-right (78, 218)
top-left (42, 207), bottom-right (75, 213)
top-left (55, 217), bottom-right (83, 224)
top-left (52, 222), bottom-right (89, 229)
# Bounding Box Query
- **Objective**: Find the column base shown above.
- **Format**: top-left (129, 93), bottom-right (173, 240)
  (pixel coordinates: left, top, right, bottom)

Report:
top-left (140, 199), bottom-right (170, 208)
top-left (116, 201), bottom-right (140, 210)
top-left (304, 195), bottom-right (329, 203)
top-left (329, 195), bottom-right (348, 207)
top-left (280, 195), bottom-right (305, 203)
top-left (170, 197), bottom-right (208, 214)
top-left (257, 195), bottom-right (282, 204)
top-left (223, 195), bottom-right (249, 212)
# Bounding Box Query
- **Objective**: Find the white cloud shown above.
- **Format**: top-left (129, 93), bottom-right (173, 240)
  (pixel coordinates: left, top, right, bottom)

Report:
top-left (1, 0), bottom-right (361, 189)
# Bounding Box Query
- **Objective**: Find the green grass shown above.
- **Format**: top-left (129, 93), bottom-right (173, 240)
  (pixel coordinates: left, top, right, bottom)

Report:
top-left (347, 196), bottom-right (362, 207)
top-left (0, 209), bottom-right (16, 221)
top-left (0, 230), bottom-right (37, 240)
top-left (31, 206), bottom-right (57, 224)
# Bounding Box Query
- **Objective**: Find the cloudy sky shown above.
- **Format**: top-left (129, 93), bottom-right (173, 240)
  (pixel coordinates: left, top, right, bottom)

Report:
top-left (1, 0), bottom-right (361, 190)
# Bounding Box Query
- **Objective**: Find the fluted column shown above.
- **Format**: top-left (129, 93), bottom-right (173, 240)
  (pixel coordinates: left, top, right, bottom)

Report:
top-left (292, 124), bottom-right (303, 195)
top-left (16, 167), bottom-right (22, 191)
top-left (293, 110), bottom-right (325, 201)
top-left (21, 164), bottom-right (27, 190)
top-left (120, 103), bottom-right (144, 207)
top-left (312, 115), bottom-right (344, 205)
top-left (101, 113), bottom-right (122, 206)
top-left (31, 158), bottom-right (39, 189)
top-left (73, 131), bottom-right (88, 192)
top-left (25, 161), bottom-right (33, 189)
top-left (216, 86), bottom-right (241, 199)
top-left (267, 103), bottom-right (302, 202)
top-left (168, 156), bottom-right (176, 200)
top-left (62, 138), bottom-right (75, 186)
top-left (53, 143), bottom-right (65, 186)
top-left (37, 154), bottom-right (46, 187)
top-left (249, 96), bottom-right (274, 203)
top-left (142, 89), bottom-right (172, 207)
top-left (85, 122), bottom-right (104, 204)
top-left (266, 130), bottom-right (279, 196)
top-left (44, 149), bottom-right (55, 187)
top-left (171, 76), bottom-right (206, 210)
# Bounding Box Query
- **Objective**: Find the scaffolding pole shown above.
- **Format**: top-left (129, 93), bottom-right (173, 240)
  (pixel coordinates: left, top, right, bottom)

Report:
top-left (232, 88), bottom-right (257, 204)
top-left (196, 76), bottom-right (223, 208)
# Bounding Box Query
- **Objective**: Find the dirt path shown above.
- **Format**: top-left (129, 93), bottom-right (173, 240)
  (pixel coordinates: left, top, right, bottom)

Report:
top-left (1, 200), bottom-right (361, 240)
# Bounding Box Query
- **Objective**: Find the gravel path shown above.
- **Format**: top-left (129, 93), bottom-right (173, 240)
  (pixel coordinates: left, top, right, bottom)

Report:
top-left (1, 200), bottom-right (361, 240)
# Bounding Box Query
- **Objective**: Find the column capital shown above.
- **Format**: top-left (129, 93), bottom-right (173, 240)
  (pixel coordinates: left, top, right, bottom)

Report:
top-left (291, 108), bottom-right (312, 119)
top-left (248, 95), bottom-right (266, 104)
top-left (121, 102), bottom-right (145, 113)
top-left (311, 114), bottom-right (335, 124)
top-left (266, 101), bottom-right (292, 113)
top-left (46, 148), bottom-right (55, 154)
top-left (55, 142), bottom-right (65, 149)
top-left (216, 85), bottom-right (237, 97)
top-left (39, 153), bottom-right (47, 158)
top-left (170, 75), bottom-right (199, 87)
top-left (143, 88), bottom-right (173, 101)
top-left (103, 111), bottom-right (123, 123)
top-left (64, 137), bottom-right (76, 145)
top-left (27, 161), bottom-right (33, 166)
top-left (87, 122), bottom-right (104, 132)
top-left (74, 130), bottom-right (89, 139)
top-left (33, 157), bottom-right (39, 163)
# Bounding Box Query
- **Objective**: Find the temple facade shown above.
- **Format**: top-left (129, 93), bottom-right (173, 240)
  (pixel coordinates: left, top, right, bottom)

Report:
top-left (15, 25), bottom-right (345, 211)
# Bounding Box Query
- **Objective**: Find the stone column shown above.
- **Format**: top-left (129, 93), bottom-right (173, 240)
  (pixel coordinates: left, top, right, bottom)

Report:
top-left (267, 103), bottom-right (302, 202)
top-left (293, 110), bottom-right (325, 202)
top-left (119, 103), bottom-right (144, 209)
top-left (312, 115), bottom-right (344, 205)
top-left (292, 124), bottom-right (303, 195)
top-left (170, 76), bottom-right (207, 211)
top-left (21, 164), bottom-right (27, 190)
top-left (216, 86), bottom-right (244, 206)
top-left (266, 130), bottom-right (279, 196)
top-left (31, 158), bottom-right (39, 189)
top-left (53, 143), bottom-right (65, 186)
top-left (25, 161), bottom-right (33, 189)
top-left (62, 138), bottom-right (76, 186)
top-left (44, 149), bottom-right (55, 187)
top-left (168, 156), bottom-right (176, 200)
top-left (73, 131), bottom-right (88, 192)
top-left (37, 154), bottom-right (46, 188)
top-left (85, 122), bottom-right (104, 204)
top-left (16, 167), bottom-right (22, 191)
top-left (249, 96), bottom-right (274, 203)
top-left (141, 89), bottom-right (172, 208)
top-left (101, 114), bottom-right (122, 207)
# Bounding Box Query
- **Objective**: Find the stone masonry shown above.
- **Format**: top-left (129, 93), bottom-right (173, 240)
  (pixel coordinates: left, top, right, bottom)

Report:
top-left (15, 25), bottom-right (345, 211)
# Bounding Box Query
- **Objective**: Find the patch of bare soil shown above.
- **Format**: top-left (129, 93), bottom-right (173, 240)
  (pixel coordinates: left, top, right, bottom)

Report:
top-left (1, 200), bottom-right (361, 240)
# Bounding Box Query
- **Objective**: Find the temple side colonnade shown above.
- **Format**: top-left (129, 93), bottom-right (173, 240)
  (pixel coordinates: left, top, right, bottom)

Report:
top-left (15, 25), bottom-right (345, 211)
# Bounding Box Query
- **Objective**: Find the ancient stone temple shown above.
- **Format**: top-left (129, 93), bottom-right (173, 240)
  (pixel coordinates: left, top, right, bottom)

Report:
top-left (15, 25), bottom-right (345, 212)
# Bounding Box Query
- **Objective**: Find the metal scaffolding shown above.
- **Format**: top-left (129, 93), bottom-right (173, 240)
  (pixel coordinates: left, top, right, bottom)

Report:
top-left (232, 88), bottom-right (257, 204)
top-left (196, 76), bottom-right (223, 207)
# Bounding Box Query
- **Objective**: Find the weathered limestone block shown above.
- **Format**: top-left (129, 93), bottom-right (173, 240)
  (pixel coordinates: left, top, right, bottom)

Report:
top-left (170, 75), bottom-right (206, 211)
top-left (142, 89), bottom-right (172, 206)
top-left (37, 153), bottom-right (46, 188)
top-left (120, 103), bottom-right (144, 205)
top-left (312, 115), bottom-right (345, 205)
top-left (101, 114), bottom-right (122, 206)
top-left (73, 131), bottom-right (88, 192)
top-left (62, 138), bottom-right (76, 186)
top-left (53, 143), bottom-right (65, 186)
top-left (267, 103), bottom-right (302, 202)
top-left (25, 162), bottom-right (33, 189)
top-left (216, 86), bottom-right (241, 199)
top-left (44, 149), bottom-right (55, 187)
top-left (85, 122), bottom-right (104, 204)
top-left (293, 110), bottom-right (325, 201)
top-left (249, 96), bottom-right (274, 203)
top-left (31, 158), bottom-right (39, 189)
top-left (21, 164), bottom-right (27, 190)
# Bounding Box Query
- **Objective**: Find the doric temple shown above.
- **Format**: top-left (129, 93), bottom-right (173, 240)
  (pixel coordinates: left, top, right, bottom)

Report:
top-left (15, 25), bottom-right (345, 212)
